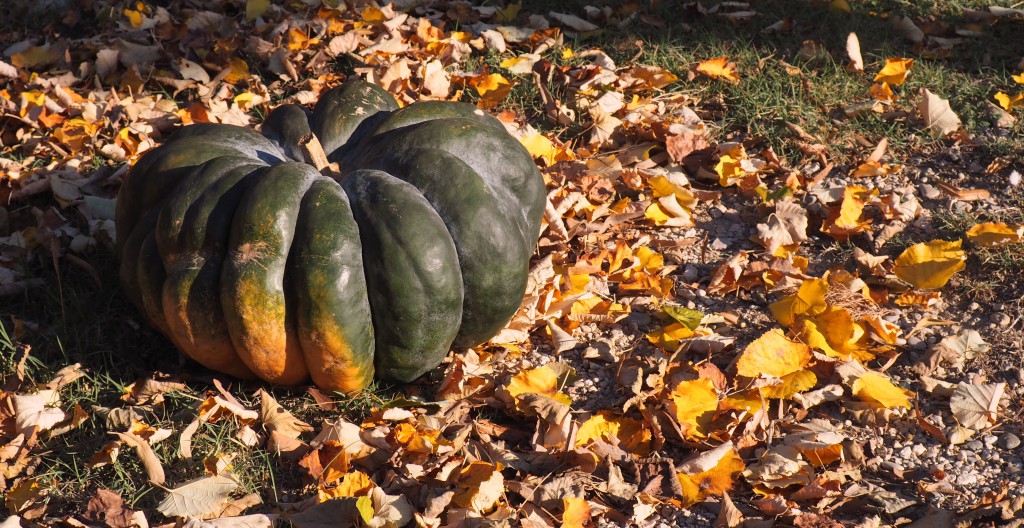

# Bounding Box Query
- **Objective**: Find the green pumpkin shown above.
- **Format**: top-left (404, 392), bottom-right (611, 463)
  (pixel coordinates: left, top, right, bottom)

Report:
top-left (115, 81), bottom-right (545, 392)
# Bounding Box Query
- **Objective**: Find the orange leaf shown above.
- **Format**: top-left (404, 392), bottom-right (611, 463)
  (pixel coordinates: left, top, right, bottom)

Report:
top-left (561, 497), bottom-right (592, 528)
top-left (677, 442), bottom-right (745, 507)
top-left (696, 57), bottom-right (740, 82)
top-left (669, 379), bottom-right (718, 439)
top-left (873, 57), bottom-right (913, 86)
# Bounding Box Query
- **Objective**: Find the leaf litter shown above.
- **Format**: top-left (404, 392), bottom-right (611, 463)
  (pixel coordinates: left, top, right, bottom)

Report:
top-left (1, 0), bottom-right (1024, 527)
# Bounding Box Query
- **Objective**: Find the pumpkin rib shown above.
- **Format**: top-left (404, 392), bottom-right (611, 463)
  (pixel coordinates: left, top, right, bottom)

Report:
top-left (343, 117), bottom-right (545, 246)
top-left (261, 104), bottom-right (313, 163)
top-left (289, 177), bottom-right (376, 392)
top-left (220, 163), bottom-right (319, 386)
top-left (342, 169), bottom-right (464, 383)
top-left (115, 130), bottom-right (280, 258)
top-left (356, 147), bottom-right (531, 347)
top-left (136, 229), bottom-right (172, 337)
top-left (156, 158), bottom-right (265, 380)
top-left (311, 82), bottom-right (399, 160)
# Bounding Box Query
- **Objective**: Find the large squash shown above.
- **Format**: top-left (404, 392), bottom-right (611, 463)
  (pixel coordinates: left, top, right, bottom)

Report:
top-left (115, 81), bottom-right (545, 392)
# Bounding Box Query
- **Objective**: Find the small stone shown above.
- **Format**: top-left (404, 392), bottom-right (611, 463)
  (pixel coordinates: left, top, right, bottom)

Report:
top-left (983, 435), bottom-right (998, 448)
top-left (899, 446), bottom-right (914, 459)
top-left (682, 265), bottom-right (701, 281)
top-left (913, 444), bottom-right (927, 457)
top-left (956, 472), bottom-right (979, 486)
top-left (710, 238), bottom-right (729, 251)
top-left (990, 312), bottom-right (1011, 327)
top-left (968, 302), bottom-right (981, 311)
top-left (964, 440), bottom-right (984, 451)
top-left (920, 183), bottom-right (942, 200)
top-left (999, 433), bottom-right (1021, 450)
top-left (881, 460), bottom-right (904, 473)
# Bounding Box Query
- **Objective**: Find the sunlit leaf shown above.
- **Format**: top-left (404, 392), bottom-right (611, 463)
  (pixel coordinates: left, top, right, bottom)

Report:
top-left (851, 372), bottom-right (912, 409)
top-left (696, 57), bottom-right (740, 82)
top-left (966, 222), bottom-right (1024, 247)
top-left (669, 379), bottom-right (718, 439)
top-left (893, 239), bottom-right (966, 290)
top-left (736, 329), bottom-right (811, 379)
top-left (677, 442), bottom-right (745, 507)
top-left (995, 92), bottom-right (1024, 111)
top-left (576, 410), bottom-right (652, 455)
top-left (873, 57), bottom-right (913, 86)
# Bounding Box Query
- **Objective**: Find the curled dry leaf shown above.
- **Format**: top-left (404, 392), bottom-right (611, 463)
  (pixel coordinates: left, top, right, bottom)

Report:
top-left (917, 89), bottom-right (961, 137)
top-left (258, 389), bottom-right (313, 439)
top-left (949, 382), bottom-right (1004, 430)
top-left (845, 33), bottom-right (863, 72)
top-left (114, 431), bottom-right (166, 484)
top-left (156, 474), bottom-right (239, 518)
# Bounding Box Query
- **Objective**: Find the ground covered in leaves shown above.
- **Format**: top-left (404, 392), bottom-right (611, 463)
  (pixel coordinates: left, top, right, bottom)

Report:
top-left (2, 0), bottom-right (1024, 527)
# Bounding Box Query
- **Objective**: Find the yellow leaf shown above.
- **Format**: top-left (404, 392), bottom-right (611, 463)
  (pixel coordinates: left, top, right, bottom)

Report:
top-left (453, 461), bottom-right (504, 513)
top-left (852, 372), bottom-right (912, 409)
top-left (288, 28), bottom-right (319, 50)
top-left (966, 222), bottom-right (1024, 247)
top-left (124, 8), bottom-right (144, 28)
top-left (769, 278), bottom-right (828, 327)
top-left (830, 0), bottom-right (852, 12)
top-left (361, 6), bottom-right (386, 24)
top-left (677, 443), bottom-right (745, 507)
top-left (1014, 73), bottom-right (1024, 85)
top-left (506, 364), bottom-right (574, 406)
top-left (800, 308), bottom-right (872, 361)
top-left (715, 154), bottom-right (746, 186)
top-left (576, 410), bottom-right (652, 456)
top-left (561, 497), bottom-right (592, 528)
top-left (562, 48), bottom-right (575, 60)
top-left (318, 470), bottom-right (374, 501)
top-left (519, 134), bottom-right (572, 166)
top-left (246, 0), bottom-right (270, 20)
top-left (736, 329), bottom-right (811, 378)
top-left (696, 57), bottom-right (740, 83)
top-left (994, 92), bottom-right (1024, 111)
top-left (820, 185), bottom-right (872, 239)
top-left (869, 82), bottom-right (897, 102)
top-left (894, 239), bottom-right (966, 290)
top-left (669, 379), bottom-right (718, 439)
top-left (471, 73), bottom-right (512, 109)
top-left (873, 57), bottom-right (914, 86)
top-left (646, 322), bottom-right (694, 351)
top-left (223, 57), bottom-right (250, 84)
top-left (852, 160), bottom-right (900, 178)
top-left (761, 369), bottom-right (817, 399)
top-left (721, 389), bottom-right (763, 414)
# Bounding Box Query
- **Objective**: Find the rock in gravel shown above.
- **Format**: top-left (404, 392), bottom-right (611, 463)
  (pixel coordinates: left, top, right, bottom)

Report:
top-left (964, 440), bottom-right (984, 451)
top-left (999, 433), bottom-right (1021, 450)
top-left (990, 312), bottom-right (1011, 327)
top-left (956, 472), bottom-right (979, 486)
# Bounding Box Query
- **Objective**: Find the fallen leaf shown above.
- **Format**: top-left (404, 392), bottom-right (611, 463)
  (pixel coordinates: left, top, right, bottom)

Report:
top-left (453, 461), bottom-right (504, 513)
top-left (755, 201), bottom-right (808, 253)
top-left (950, 382), bottom-right (1004, 430)
top-left (561, 497), bottom-right (592, 528)
top-left (83, 489), bottom-right (134, 528)
top-left (669, 378), bottom-right (719, 439)
top-left (893, 240), bottom-right (966, 290)
top-left (851, 372), bottom-right (912, 409)
top-left (846, 33), bottom-right (863, 72)
top-left (966, 222), bottom-right (1024, 247)
top-left (259, 389), bottom-right (313, 440)
top-left (156, 475), bottom-right (238, 518)
top-left (874, 57), bottom-right (913, 86)
top-left (677, 442), bottom-right (745, 507)
top-left (736, 329), bottom-right (811, 379)
top-left (995, 92), bottom-right (1024, 111)
top-left (917, 88), bottom-right (961, 137)
top-left (114, 431), bottom-right (166, 485)
top-left (696, 57), bottom-right (740, 83)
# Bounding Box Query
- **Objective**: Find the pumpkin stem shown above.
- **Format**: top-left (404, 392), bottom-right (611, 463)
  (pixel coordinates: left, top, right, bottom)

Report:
top-left (299, 132), bottom-right (343, 179)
